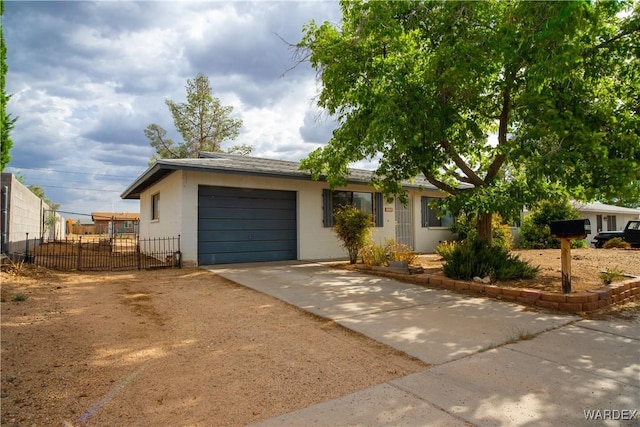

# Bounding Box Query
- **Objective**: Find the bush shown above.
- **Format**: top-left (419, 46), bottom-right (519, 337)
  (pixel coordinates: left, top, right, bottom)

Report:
top-left (333, 205), bottom-right (373, 264)
top-left (361, 238), bottom-right (417, 266)
top-left (435, 241), bottom-right (459, 259)
top-left (361, 239), bottom-right (388, 266)
top-left (450, 213), bottom-right (513, 250)
top-left (572, 239), bottom-right (588, 249)
top-left (518, 200), bottom-right (582, 249)
top-left (440, 239), bottom-right (539, 281)
top-left (602, 237), bottom-right (631, 249)
top-left (387, 240), bottom-right (417, 264)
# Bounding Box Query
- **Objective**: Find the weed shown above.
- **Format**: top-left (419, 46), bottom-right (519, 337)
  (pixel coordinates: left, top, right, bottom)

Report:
top-left (603, 237), bottom-right (631, 249)
top-left (505, 326), bottom-right (538, 344)
top-left (600, 268), bottom-right (624, 285)
top-left (12, 293), bottom-right (28, 302)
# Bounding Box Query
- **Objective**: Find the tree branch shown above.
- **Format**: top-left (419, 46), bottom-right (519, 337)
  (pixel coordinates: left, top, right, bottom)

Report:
top-left (439, 139), bottom-right (484, 186)
top-left (485, 68), bottom-right (516, 183)
top-left (420, 167), bottom-right (461, 195)
top-left (592, 23), bottom-right (640, 51)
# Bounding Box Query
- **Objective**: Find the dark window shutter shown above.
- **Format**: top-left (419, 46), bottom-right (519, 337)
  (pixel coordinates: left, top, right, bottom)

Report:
top-left (374, 193), bottom-right (384, 227)
top-left (322, 189), bottom-right (333, 227)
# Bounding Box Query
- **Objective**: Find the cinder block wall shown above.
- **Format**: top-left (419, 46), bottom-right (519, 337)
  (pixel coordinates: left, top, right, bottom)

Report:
top-left (1, 173), bottom-right (65, 254)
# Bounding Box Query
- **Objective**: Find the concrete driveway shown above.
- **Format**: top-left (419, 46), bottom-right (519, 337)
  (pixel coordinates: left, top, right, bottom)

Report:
top-left (208, 261), bottom-right (640, 427)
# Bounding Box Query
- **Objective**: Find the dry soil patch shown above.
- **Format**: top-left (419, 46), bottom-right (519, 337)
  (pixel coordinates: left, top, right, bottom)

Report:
top-left (1, 266), bottom-right (426, 426)
top-left (416, 248), bottom-right (640, 293)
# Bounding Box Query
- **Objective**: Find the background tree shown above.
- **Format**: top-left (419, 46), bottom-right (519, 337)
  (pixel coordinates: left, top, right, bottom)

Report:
top-left (298, 1), bottom-right (640, 242)
top-left (27, 184), bottom-right (60, 211)
top-left (14, 174), bottom-right (60, 210)
top-left (518, 200), bottom-right (585, 249)
top-left (146, 73), bottom-right (248, 163)
top-left (1, 0), bottom-right (17, 171)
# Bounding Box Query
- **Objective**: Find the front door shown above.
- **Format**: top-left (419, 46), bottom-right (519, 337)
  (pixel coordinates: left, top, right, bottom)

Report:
top-left (395, 197), bottom-right (414, 249)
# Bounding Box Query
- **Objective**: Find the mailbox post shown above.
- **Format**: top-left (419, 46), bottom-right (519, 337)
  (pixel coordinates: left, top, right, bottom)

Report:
top-left (549, 219), bottom-right (591, 294)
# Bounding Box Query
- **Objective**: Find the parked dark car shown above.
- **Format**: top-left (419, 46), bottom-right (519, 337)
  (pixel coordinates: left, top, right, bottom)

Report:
top-left (592, 220), bottom-right (640, 248)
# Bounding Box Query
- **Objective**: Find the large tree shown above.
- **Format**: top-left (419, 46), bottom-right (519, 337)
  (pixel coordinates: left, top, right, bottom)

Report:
top-left (1, 0), bottom-right (17, 171)
top-left (146, 73), bottom-right (248, 163)
top-left (298, 0), bottom-right (640, 241)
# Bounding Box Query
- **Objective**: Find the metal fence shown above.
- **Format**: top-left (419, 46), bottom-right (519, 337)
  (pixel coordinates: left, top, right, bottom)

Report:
top-left (11, 234), bottom-right (181, 271)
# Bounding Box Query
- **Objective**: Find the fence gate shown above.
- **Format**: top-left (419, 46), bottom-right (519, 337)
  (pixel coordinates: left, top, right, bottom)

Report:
top-left (17, 235), bottom-right (182, 271)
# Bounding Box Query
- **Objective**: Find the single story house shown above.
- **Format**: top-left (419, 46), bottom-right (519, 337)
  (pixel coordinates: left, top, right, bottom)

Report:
top-left (91, 212), bottom-right (140, 235)
top-left (120, 152), bottom-right (455, 265)
top-left (571, 202), bottom-right (640, 233)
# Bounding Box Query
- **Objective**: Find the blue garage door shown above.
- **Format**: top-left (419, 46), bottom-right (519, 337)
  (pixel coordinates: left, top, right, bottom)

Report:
top-left (198, 186), bottom-right (297, 264)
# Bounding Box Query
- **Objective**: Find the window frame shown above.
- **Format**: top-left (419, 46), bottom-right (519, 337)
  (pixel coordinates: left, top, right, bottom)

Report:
top-left (421, 196), bottom-right (453, 228)
top-left (323, 189), bottom-right (383, 228)
top-left (151, 193), bottom-right (160, 221)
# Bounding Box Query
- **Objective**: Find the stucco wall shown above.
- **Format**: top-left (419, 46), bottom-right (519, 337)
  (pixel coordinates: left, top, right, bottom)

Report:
top-left (1, 173), bottom-right (65, 254)
top-left (580, 212), bottom-right (640, 235)
top-left (136, 170), bottom-right (454, 265)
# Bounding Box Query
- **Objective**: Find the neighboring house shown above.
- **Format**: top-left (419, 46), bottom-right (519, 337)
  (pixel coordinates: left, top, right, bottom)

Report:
top-left (121, 152), bottom-right (455, 266)
top-left (91, 212), bottom-right (140, 236)
top-left (571, 202), bottom-right (640, 234)
top-left (1, 173), bottom-right (65, 254)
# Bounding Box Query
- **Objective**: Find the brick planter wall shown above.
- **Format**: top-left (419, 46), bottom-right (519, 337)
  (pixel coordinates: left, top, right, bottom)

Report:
top-left (353, 265), bottom-right (639, 313)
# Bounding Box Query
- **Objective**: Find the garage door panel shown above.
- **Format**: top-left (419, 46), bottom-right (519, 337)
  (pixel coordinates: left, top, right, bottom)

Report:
top-left (199, 239), bottom-right (296, 253)
top-left (198, 207), bottom-right (296, 221)
top-left (198, 185), bottom-right (297, 265)
top-left (199, 250), bottom-right (296, 265)
top-left (199, 186), bottom-right (295, 199)
top-left (198, 218), bottom-right (295, 231)
top-left (199, 229), bottom-right (296, 242)
top-left (199, 196), bottom-right (296, 210)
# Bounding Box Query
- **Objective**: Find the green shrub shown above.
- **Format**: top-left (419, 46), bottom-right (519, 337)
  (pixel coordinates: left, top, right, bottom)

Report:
top-left (602, 237), bottom-right (631, 249)
top-left (435, 241), bottom-right (459, 259)
top-left (571, 239), bottom-right (588, 249)
top-left (440, 239), bottom-right (539, 281)
top-left (361, 239), bottom-right (389, 266)
top-left (333, 205), bottom-right (373, 264)
top-left (12, 293), bottom-right (28, 302)
top-left (361, 238), bottom-right (417, 266)
top-left (450, 213), bottom-right (513, 249)
top-left (599, 268), bottom-right (624, 285)
top-left (518, 200), bottom-right (582, 249)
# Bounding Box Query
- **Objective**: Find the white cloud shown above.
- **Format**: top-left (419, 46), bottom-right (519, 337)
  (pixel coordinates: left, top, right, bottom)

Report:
top-left (3, 0), bottom-right (342, 219)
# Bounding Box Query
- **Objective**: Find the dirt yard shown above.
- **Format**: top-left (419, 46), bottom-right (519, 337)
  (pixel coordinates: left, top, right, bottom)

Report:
top-left (1, 266), bottom-right (426, 427)
top-left (416, 248), bottom-right (640, 293)
top-left (1, 248), bottom-right (638, 426)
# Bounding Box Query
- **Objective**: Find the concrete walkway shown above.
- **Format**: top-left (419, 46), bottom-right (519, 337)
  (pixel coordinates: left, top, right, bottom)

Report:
top-left (207, 261), bottom-right (640, 427)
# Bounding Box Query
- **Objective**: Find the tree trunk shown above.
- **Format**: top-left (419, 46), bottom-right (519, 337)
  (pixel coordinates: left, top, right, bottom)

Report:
top-left (477, 212), bottom-right (493, 244)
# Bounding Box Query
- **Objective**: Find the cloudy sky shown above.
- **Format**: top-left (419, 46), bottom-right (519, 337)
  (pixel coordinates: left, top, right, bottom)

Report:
top-left (3, 0), bottom-right (344, 220)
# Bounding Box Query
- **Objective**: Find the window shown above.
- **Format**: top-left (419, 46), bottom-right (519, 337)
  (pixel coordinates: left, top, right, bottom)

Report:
top-left (322, 189), bottom-right (383, 227)
top-left (151, 193), bottom-right (160, 220)
top-left (421, 197), bottom-right (453, 227)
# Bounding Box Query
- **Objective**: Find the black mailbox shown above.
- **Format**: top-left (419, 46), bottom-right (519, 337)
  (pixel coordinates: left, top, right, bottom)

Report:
top-left (550, 219), bottom-right (591, 238)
